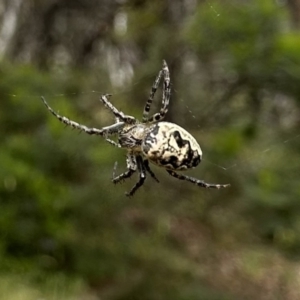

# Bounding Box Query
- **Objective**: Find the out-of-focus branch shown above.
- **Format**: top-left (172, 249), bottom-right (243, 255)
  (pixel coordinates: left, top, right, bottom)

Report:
top-left (286, 0), bottom-right (300, 29)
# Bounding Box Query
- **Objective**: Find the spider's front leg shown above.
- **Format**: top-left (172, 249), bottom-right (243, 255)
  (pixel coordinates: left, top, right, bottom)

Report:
top-left (100, 94), bottom-right (136, 124)
top-left (142, 66), bottom-right (163, 122)
top-left (146, 60), bottom-right (171, 124)
top-left (41, 96), bottom-right (125, 137)
top-left (166, 170), bottom-right (230, 189)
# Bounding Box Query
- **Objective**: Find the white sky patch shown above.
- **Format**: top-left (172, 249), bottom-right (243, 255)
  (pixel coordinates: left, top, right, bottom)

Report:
top-left (114, 12), bottom-right (128, 36)
top-left (0, 0), bottom-right (23, 58)
top-left (106, 47), bottom-right (134, 88)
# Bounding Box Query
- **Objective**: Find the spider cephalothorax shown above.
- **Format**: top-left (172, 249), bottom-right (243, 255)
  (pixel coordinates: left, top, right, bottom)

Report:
top-left (41, 60), bottom-right (230, 196)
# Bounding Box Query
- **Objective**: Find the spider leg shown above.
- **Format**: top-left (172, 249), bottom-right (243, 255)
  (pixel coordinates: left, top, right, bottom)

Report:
top-left (144, 159), bottom-right (159, 183)
top-left (112, 155), bottom-right (137, 184)
top-left (100, 94), bottom-right (136, 124)
top-left (41, 96), bottom-right (125, 136)
top-left (105, 138), bottom-right (121, 148)
top-left (166, 170), bottom-right (230, 189)
top-left (126, 155), bottom-right (146, 197)
top-left (146, 60), bottom-right (171, 124)
top-left (142, 67), bottom-right (163, 122)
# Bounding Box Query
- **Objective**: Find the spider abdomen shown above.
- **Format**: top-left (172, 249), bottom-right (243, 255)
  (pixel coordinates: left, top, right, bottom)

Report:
top-left (142, 122), bottom-right (202, 170)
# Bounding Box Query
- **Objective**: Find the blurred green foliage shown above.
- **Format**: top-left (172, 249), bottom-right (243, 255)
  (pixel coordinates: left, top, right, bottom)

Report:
top-left (1, 0), bottom-right (300, 299)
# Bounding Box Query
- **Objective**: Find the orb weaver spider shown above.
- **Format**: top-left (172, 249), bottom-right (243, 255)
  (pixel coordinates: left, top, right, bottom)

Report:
top-left (41, 61), bottom-right (230, 196)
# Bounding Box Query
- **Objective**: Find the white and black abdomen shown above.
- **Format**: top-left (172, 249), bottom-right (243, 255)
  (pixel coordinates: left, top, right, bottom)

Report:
top-left (142, 122), bottom-right (202, 170)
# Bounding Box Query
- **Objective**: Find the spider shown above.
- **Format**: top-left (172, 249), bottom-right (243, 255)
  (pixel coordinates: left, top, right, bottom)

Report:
top-left (41, 60), bottom-right (230, 196)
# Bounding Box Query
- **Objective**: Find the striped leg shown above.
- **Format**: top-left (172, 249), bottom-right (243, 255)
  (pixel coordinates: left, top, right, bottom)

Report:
top-left (41, 96), bottom-right (125, 136)
top-left (144, 159), bottom-right (159, 183)
top-left (100, 94), bottom-right (136, 124)
top-left (142, 67), bottom-right (163, 123)
top-left (166, 170), bottom-right (230, 189)
top-left (112, 155), bottom-right (137, 184)
top-left (146, 60), bottom-right (171, 123)
top-left (126, 155), bottom-right (146, 196)
top-left (105, 138), bottom-right (121, 148)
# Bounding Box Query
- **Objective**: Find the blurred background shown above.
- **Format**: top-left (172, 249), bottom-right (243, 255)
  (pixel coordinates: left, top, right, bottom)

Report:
top-left (1, 0), bottom-right (300, 299)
